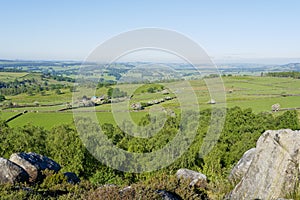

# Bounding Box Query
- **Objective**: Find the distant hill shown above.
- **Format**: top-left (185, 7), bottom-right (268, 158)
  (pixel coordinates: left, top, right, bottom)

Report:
top-left (219, 62), bottom-right (300, 75)
top-left (1, 59), bottom-right (300, 78)
top-left (271, 63), bottom-right (300, 71)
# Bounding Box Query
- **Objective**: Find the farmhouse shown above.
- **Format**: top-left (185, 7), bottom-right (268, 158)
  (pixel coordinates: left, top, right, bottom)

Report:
top-left (208, 99), bottom-right (216, 104)
top-left (162, 89), bottom-right (170, 95)
top-left (131, 102), bottom-right (142, 110)
top-left (272, 103), bottom-right (280, 112)
top-left (91, 95), bottom-right (105, 104)
top-left (79, 96), bottom-right (95, 107)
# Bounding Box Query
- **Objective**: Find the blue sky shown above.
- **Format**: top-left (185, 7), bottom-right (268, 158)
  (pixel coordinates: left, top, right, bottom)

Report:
top-left (0, 0), bottom-right (300, 63)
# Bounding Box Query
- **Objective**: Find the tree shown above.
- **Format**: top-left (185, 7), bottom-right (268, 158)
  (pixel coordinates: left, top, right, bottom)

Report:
top-left (275, 110), bottom-right (300, 130)
top-left (2, 100), bottom-right (13, 108)
top-left (0, 94), bottom-right (5, 102)
top-left (27, 89), bottom-right (34, 96)
top-left (55, 89), bottom-right (62, 95)
top-left (1, 124), bottom-right (47, 158)
top-left (107, 87), bottom-right (127, 98)
top-left (46, 125), bottom-right (85, 175)
top-left (147, 87), bottom-right (155, 93)
top-left (40, 91), bottom-right (46, 96)
top-left (69, 86), bottom-right (76, 92)
top-left (102, 123), bottom-right (115, 138)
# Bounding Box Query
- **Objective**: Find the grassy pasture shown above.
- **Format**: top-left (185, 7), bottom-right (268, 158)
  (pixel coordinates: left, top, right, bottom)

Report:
top-left (7, 112), bottom-right (74, 129)
top-left (1, 76), bottom-right (300, 129)
top-left (0, 111), bottom-right (19, 120)
top-left (4, 110), bottom-right (148, 129)
top-left (222, 76), bottom-right (300, 112)
top-left (5, 89), bottom-right (73, 104)
top-left (0, 72), bottom-right (29, 82)
top-left (4, 105), bottom-right (66, 112)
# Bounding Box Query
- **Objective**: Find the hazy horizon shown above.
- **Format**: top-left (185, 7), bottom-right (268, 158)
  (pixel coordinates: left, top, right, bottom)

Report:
top-left (1, 57), bottom-right (300, 65)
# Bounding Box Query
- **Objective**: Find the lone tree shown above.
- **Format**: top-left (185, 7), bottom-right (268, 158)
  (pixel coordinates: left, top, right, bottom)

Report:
top-left (55, 89), bottom-right (62, 95)
top-left (0, 94), bottom-right (5, 102)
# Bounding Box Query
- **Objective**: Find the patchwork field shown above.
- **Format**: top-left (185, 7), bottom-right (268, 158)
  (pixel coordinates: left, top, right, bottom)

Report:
top-left (0, 72), bottom-right (29, 82)
top-left (1, 75), bottom-right (300, 129)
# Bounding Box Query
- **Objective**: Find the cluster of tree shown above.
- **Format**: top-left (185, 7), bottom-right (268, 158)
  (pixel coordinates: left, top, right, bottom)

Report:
top-left (107, 68), bottom-right (130, 80)
top-left (0, 94), bottom-right (5, 102)
top-left (0, 78), bottom-right (70, 97)
top-left (146, 86), bottom-right (164, 93)
top-left (140, 84), bottom-right (164, 93)
top-left (266, 71), bottom-right (300, 79)
top-left (0, 107), bottom-right (299, 198)
top-left (107, 87), bottom-right (127, 98)
top-left (97, 79), bottom-right (116, 88)
top-left (41, 73), bottom-right (75, 82)
top-left (0, 68), bottom-right (25, 73)
top-left (0, 78), bottom-right (39, 96)
top-left (203, 74), bottom-right (220, 78)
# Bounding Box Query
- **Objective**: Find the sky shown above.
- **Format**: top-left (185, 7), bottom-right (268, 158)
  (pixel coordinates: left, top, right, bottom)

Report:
top-left (0, 0), bottom-right (300, 64)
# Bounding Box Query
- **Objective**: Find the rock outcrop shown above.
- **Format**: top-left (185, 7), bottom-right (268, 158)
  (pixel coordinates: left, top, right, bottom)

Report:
top-left (0, 157), bottom-right (29, 184)
top-left (9, 152), bottom-right (61, 182)
top-left (176, 168), bottom-right (207, 187)
top-left (228, 148), bottom-right (256, 184)
top-left (230, 129), bottom-right (300, 200)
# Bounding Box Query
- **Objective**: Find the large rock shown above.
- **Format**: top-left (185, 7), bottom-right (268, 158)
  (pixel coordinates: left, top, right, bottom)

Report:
top-left (228, 148), bottom-right (256, 184)
top-left (0, 157), bottom-right (29, 184)
top-left (176, 168), bottom-right (207, 187)
top-left (9, 152), bottom-right (61, 182)
top-left (230, 129), bottom-right (300, 200)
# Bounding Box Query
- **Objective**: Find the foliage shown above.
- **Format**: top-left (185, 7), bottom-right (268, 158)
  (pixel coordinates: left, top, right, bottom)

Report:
top-left (275, 110), bottom-right (300, 130)
top-left (55, 89), bottom-right (62, 95)
top-left (0, 73), bottom-right (72, 96)
top-left (0, 94), bottom-right (5, 102)
top-left (107, 87), bottom-right (127, 98)
top-left (39, 170), bottom-right (68, 190)
top-left (87, 173), bottom-right (208, 200)
top-left (266, 71), bottom-right (300, 79)
top-left (0, 124), bottom-right (47, 158)
top-left (46, 125), bottom-right (85, 175)
top-left (89, 166), bottom-right (125, 186)
top-left (0, 107), bottom-right (299, 199)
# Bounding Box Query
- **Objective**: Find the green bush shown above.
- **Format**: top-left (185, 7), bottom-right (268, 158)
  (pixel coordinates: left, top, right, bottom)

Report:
top-left (0, 107), bottom-right (299, 199)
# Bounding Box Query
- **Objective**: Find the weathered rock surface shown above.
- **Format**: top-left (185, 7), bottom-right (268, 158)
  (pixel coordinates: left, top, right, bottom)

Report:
top-left (63, 172), bottom-right (80, 184)
top-left (176, 168), bottom-right (207, 187)
top-left (228, 148), bottom-right (256, 184)
top-left (119, 186), bottom-right (135, 198)
top-left (230, 129), bottom-right (300, 200)
top-left (10, 152), bottom-right (61, 182)
top-left (0, 157), bottom-right (29, 184)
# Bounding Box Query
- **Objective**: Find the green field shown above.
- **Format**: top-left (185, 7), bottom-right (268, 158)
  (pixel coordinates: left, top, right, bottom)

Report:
top-left (5, 89), bottom-right (72, 104)
top-left (2, 111), bottom-right (148, 129)
top-left (0, 111), bottom-right (19, 120)
top-left (1, 76), bottom-right (300, 129)
top-left (6, 112), bottom-right (74, 129)
top-left (222, 76), bottom-right (300, 112)
top-left (0, 72), bottom-right (29, 82)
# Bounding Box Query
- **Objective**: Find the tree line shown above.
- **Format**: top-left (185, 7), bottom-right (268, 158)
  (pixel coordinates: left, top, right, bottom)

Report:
top-left (0, 75), bottom-right (73, 98)
top-left (266, 71), bottom-right (300, 79)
